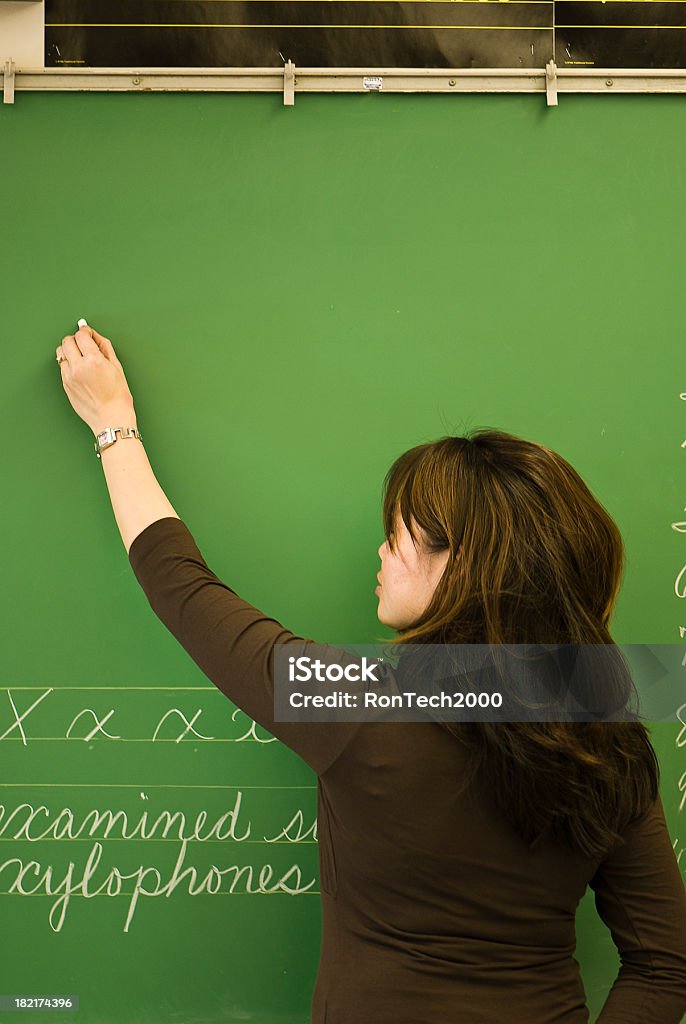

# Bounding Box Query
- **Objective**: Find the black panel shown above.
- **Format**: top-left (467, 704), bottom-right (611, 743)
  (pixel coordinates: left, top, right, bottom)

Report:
top-left (45, 0), bottom-right (553, 68)
top-left (557, 4), bottom-right (686, 68)
top-left (45, 1), bottom-right (686, 69)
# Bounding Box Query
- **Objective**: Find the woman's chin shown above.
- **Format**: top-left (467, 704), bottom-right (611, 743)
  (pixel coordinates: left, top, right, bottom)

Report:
top-left (376, 604), bottom-right (394, 628)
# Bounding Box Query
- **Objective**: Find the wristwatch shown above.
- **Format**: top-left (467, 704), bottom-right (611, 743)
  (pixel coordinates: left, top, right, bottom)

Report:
top-left (94, 426), bottom-right (143, 459)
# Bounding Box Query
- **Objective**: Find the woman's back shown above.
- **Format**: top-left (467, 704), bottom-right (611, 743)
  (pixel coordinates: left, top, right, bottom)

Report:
top-left (129, 515), bottom-right (686, 1024)
top-left (314, 718), bottom-right (686, 1022)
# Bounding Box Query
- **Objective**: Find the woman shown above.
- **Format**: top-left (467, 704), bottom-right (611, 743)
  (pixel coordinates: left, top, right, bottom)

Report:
top-left (56, 323), bottom-right (686, 1023)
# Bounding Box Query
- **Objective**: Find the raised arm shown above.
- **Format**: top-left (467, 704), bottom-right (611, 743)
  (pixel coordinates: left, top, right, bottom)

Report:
top-left (56, 322), bottom-right (179, 552)
top-left (55, 322), bottom-right (367, 774)
top-left (127, 515), bottom-right (369, 774)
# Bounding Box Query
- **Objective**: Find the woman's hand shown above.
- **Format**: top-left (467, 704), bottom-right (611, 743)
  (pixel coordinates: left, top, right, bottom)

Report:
top-left (56, 324), bottom-right (137, 436)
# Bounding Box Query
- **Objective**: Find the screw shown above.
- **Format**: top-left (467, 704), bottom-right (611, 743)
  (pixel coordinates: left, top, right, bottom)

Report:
top-left (606, 79), bottom-right (613, 87)
top-left (449, 79), bottom-right (456, 87)
top-left (132, 77), bottom-right (141, 85)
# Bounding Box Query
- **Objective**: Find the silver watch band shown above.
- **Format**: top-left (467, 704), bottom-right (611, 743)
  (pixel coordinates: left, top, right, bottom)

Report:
top-left (94, 426), bottom-right (143, 459)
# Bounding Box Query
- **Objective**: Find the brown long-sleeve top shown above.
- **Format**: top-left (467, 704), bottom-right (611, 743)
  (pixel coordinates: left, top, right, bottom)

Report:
top-left (128, 516), bottom-right (686, 1024)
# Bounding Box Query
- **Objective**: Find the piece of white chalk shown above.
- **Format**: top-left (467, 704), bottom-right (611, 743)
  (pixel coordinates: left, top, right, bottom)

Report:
top-left (77, 318), bottom-right (88, 328)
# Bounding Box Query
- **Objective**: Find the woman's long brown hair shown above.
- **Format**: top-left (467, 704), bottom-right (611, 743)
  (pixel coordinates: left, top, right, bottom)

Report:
top-left (378, 429), bottom-right (659, 860)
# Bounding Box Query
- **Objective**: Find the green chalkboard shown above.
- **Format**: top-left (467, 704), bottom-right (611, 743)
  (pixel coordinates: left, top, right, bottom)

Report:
top-left (1, 90), bottom-right (684, 1023)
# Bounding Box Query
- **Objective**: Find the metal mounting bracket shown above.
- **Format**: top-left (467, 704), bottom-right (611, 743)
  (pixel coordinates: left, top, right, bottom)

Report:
top-left (284, 60), bottom-right (295, 105)
top-left (545, 60), bottom-right (558, 107)
top-left (3, 59), bottom-right (15, 104)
